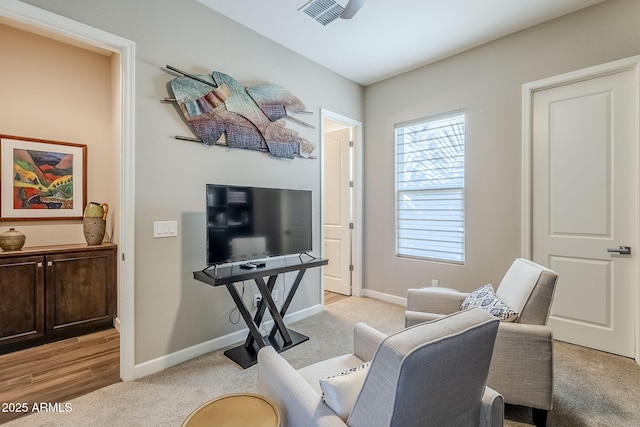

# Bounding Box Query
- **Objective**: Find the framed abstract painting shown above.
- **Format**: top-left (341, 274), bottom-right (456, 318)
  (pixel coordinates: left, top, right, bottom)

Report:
top-left (0, 134), bottom-right (87, 220)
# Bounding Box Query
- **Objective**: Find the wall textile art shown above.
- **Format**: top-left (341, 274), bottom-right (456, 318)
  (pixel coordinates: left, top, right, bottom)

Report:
top-left (0, 134), bottom-right (87, 220)
top-left (167, 68), bottom-right (314, 159)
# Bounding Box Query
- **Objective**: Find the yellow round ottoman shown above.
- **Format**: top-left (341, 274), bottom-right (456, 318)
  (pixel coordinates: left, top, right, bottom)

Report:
top-left (181, 393), bottom-right (280, 427)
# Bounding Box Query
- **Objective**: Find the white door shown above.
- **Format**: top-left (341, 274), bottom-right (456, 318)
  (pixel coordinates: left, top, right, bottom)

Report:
top-left (532, 67), bottom-right (636, 357)
top-left (324, 126), bottom-right (352, 295)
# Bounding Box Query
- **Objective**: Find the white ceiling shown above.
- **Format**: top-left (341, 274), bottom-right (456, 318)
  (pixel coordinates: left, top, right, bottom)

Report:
top-left (197, 0), bottom-right (606, 86)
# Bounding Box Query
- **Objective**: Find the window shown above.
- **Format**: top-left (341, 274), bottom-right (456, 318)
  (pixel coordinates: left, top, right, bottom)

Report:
top-left (395, 110), bottom-right (465, 263)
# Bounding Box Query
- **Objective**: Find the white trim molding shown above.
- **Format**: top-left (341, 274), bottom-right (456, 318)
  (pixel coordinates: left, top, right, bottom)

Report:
top-left (134, 304), bottom-right (323, 378)
top-left (361, 289), bottom-right (408, 307)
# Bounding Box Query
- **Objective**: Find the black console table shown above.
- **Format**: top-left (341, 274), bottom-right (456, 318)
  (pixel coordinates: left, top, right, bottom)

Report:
top-left (193, 257), bottom-right (328, 368)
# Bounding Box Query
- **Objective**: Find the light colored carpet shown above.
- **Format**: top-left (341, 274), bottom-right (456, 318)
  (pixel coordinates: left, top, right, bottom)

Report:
top-left (5, 296), bottom-right (640, 426)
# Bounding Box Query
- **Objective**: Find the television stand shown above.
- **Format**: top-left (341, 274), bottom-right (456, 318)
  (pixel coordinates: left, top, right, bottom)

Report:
top-left (193, 257), bottom-right (328, 368)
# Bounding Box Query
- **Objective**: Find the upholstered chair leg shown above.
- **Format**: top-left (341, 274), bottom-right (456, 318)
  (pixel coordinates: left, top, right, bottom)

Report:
top-left (532, 408), bottom-right (548, 427)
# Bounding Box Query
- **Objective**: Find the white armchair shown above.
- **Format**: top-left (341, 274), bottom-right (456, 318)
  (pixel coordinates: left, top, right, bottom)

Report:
top-left (258, 308), bottom-right (504, 427)
top-left (405, 258), bottom-right (558, 427)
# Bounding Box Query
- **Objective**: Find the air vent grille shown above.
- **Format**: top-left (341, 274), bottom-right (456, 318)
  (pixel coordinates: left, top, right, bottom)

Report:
top-left (300, 0), bottom-right (344, 26)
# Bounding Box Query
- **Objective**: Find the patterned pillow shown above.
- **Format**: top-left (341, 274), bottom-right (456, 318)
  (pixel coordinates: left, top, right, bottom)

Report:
top-left (461, 284), bottom-right (519, 322)
top-left (319, 361), bottom-right (370, 421)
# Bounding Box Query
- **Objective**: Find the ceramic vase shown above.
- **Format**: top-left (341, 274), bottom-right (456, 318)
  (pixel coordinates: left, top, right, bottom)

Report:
top-left (83, 202), bottom-right (109, 245)
top-left (0, 228), bottom-right (26, 251)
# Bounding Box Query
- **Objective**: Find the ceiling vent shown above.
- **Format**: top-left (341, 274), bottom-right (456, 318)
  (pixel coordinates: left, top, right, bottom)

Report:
top-left (300, 0), bottom-right (345, 26)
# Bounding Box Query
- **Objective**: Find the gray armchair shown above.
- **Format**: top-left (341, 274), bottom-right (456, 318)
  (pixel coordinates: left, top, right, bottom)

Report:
top-left (258, 308), bottom-right (504, 427)
top-left (405, 258), bottom-right (558, 427)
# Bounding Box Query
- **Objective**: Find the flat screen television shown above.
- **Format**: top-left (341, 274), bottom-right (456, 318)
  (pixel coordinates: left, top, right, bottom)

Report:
top-left (206, 184), bottom-right (313, 265)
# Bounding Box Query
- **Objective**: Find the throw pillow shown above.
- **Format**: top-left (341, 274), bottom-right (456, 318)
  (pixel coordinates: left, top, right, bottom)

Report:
top-left (461, 284), bottom-right (519, 322)
top-left (319, 361), bottom-right (370, 421)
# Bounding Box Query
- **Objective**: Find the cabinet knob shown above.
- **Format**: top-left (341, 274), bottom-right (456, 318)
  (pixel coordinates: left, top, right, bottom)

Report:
top-left (47, 261), bottom-right (53, 267)
top-left (37, 262), bottom-right (43, 268)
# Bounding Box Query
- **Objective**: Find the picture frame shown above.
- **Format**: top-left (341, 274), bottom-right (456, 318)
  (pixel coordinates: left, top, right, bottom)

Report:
top-left (0, 134), bottom-right (87, 220)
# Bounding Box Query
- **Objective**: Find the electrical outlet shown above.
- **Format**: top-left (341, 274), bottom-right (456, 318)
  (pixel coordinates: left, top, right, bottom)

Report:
top-left (431, 279), bottom-right (439, 287)
top-left (271, 289), bottom-right (278, 302)
top-left (253, 294), bottom-right (262, 308)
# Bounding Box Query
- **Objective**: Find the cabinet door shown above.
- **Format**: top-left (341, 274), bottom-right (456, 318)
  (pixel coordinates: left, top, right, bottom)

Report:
top-left (0, 256), bottom-right (45, 348)
top-left (46, 249), bottom-right (116, 335)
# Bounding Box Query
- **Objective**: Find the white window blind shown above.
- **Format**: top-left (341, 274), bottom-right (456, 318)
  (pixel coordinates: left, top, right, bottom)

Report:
top-left (395, 110), bottom-right (465, 263)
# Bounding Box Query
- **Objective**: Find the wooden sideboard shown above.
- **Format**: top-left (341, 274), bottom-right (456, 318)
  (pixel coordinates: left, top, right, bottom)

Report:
top-left (0, 243), bottom-right (117, 354)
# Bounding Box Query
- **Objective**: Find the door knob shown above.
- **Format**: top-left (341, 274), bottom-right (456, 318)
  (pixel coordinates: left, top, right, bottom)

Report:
top-left (607, 246), bottom-right (631, 255)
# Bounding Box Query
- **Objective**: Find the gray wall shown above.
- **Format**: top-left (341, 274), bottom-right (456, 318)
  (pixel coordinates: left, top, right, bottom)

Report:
top-left (20, 0), bottom-right (364, 364)
top-left (362, 0), bottom-right (640, 296)
top-left (18, 0), bottom-right (640, 367)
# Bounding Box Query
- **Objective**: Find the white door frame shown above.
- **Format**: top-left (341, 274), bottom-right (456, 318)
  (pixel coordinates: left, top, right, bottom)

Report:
top-left (522, 56), bottom-right (640, 364)
top-left (0, 1), bottom-right (137, 379)
top-left (320, 109), bottom-right (363, 300)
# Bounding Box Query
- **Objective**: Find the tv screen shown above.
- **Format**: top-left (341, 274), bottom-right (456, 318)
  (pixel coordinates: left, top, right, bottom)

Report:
top-left (206, 184), bottom-right (313, 265)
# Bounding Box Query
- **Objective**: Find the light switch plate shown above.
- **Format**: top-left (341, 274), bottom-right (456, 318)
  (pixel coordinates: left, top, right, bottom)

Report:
top-left (153, 221), bottom-right (178, 238)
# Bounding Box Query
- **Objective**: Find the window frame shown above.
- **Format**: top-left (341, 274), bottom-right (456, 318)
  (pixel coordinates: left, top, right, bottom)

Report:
top-left (394, 109), bottom-right (466, 264)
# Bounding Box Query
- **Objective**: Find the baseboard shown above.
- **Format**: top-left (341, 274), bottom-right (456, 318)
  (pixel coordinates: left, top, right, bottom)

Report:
top-left (113, 317), bottom-right (121, 333)
top-left (132, 303), bottom-right (323, 379)
top-left (361, 289), bottom-right (407, 307)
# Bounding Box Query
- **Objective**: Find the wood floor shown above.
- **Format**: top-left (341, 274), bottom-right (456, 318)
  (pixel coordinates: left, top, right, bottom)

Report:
top-left (0, 328), bottom-right (120, 424)
top-left (325, 290), bottom-right (350, 305)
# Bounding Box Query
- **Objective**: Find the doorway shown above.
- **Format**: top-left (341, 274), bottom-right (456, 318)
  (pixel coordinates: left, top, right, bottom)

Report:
top-left (0, 1), bottom-right (136, 379)
top-left (523, 57), bottom-right (640, 362)
top-left (321, 110), bottom-right (363, 301)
